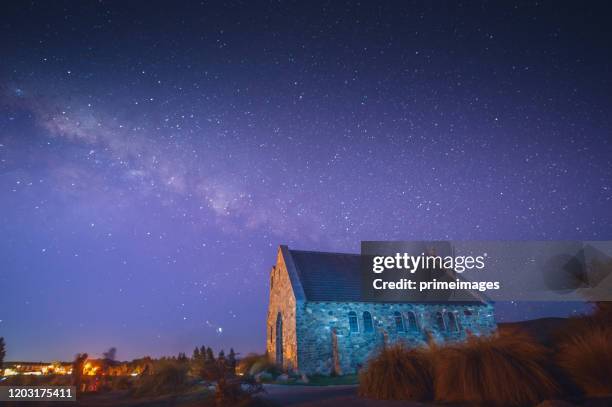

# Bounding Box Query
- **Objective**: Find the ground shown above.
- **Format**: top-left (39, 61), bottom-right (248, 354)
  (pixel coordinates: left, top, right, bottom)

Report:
top-left (3, 389), bottom-right (213, 407)
top-left (4, 385), bottom-right (611, 407)
top-left (2, 386), bottom-right (423, 407)
top-left (258, 384), bottom-right (426, 406)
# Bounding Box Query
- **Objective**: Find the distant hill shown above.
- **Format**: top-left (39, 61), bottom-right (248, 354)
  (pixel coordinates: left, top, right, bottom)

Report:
top-left (498, 317), bottom-right (569, 344)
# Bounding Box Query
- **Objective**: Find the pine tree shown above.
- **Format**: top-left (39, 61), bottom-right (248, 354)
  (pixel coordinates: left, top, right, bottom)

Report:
top-left (190, 347), bottom-right (204, 376)
top-left (216, 350), bottom-right (227, 380)
top-left (178, 352), bottom-right (188, 362)
top-left (228, 348), bottom-right (236, 375)
top-left (206, 347), bottom-right (215, 363)
top-left (201, 347), bottom-right (217, 382)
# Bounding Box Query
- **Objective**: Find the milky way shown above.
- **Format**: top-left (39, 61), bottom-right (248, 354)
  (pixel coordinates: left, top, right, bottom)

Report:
top-left (1, 1), bottom-right (611, 360)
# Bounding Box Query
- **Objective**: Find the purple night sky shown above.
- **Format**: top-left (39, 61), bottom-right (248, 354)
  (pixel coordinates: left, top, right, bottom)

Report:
top-left (1, 1), bottom-right (611, 361)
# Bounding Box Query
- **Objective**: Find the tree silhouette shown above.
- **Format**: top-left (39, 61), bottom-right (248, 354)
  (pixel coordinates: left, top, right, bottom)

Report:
top-left (206, 347), bottom-right (215, 363)
top-left (100, 347), bottom-right (117, 377)
top-left (72, 353), bottom-right (88, 392)
top-left (191, 346), bottom-right (205, 376)
top-left (0, 337), bottom-right (6, 374)
top-left (103, 347), bottom-right (117, 361)
top-left (228, 348), bottom-right (237, 376)
top-left (177, 352), bottom-right (188, 363)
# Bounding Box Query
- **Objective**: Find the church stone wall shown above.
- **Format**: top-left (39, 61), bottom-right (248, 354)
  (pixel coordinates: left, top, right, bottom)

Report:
top-left (296, 302), bottom-right (495, 374)
top-left (266, 251), bottom-right (299, 371)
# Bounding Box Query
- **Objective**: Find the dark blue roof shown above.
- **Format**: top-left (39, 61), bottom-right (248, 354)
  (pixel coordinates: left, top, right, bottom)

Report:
top-left (290, 249), bottom-right (362, 302)
top-left (288, 248), bottom-right (484, 303)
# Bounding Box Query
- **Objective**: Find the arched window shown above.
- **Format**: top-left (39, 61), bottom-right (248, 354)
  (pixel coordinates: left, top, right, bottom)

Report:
top-left (363, 311), bottom-right (374, 333)
top-left (394, 311), bottom-right (405, 332)
top-left (447, 312), bottom-right (459, 332)
top-left (407, 311), bottom-right (419, 331)
top-left (348, 311), bottom-right (359, 333)
top-left (435, 312), bottom-right (446, 331)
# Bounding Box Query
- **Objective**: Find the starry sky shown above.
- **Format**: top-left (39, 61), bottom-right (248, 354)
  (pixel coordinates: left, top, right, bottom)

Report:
top-left (1, 1), bottom-right (611, 361)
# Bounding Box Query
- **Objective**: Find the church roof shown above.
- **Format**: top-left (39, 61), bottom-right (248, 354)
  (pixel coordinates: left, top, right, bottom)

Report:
top-left (290, 249), bottom-right (362, 302)
top-left (284, 246), bottom-right (486, 304)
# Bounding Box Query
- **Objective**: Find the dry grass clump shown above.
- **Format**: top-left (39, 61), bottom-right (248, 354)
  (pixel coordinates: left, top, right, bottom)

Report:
top-left (554, 314), bottom-right (608, 344)
top-left (358, 343), bottom-right (433, 401)
top-left (131, 359), bottom-right (191, 397)
top-left (557, 325), bottom-right (612, 397)
top-left (431, 330), bottom-right (559, 406)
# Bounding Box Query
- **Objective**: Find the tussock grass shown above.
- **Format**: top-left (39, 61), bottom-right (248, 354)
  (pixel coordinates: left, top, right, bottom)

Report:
top-left (557, 325), bottom-right (612, 397)
top-left (431, 330), bottom-right (559, 406)
top-left (358, 343), bottom-right (433, 401)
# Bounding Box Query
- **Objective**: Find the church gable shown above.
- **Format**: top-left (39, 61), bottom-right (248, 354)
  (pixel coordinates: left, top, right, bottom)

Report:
top-left (266, 246), bottom-right (301, 371)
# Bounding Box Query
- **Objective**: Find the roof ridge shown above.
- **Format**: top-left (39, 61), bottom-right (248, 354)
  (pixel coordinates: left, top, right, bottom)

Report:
top-left (289, 248), bottom-right (360, 256)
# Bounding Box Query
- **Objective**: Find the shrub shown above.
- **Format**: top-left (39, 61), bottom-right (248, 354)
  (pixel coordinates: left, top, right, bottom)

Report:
top-left (237, 353), bottom-right (264, 375)
top-left (131, 359), bottom-right (191, 397)
top-left (104, 375), bottom-right (133, 391)
top-left (210, 374), bottom-right (264, 407)
top-left (48, 374), bottom-right (72, 386)
top-left (431, 330), bottom-right (559, 406)
top-left (246, 355), bottom-right (279, 377)
top-left (358, 343), bottom-right (433, 401)
top-left (557, 325), bottom-right (612, 397)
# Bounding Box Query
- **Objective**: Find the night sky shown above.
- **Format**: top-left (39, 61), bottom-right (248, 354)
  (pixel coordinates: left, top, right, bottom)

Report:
top-left (1, 1), bottom-right (611, 361)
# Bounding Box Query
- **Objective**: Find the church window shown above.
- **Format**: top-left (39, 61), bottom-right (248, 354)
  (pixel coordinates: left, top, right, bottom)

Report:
top-left (447, 312), bottom-right (460, 332)
top-left (435, 312), bottom-right (446, 331)
top-left (363, 311), bottom-right (373, 333)
top-left (348, 311), bottom-right (359, 333)
top-left (394, 311), bottom-right (405, 332)
top-left (407, 311), bottom-right (419, 331)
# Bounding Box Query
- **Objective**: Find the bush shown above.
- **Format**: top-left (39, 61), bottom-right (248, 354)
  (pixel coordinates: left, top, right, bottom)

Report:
top-left (358, 343), bottom-right (433, 401)
top-left (104, 375), bottom-right (133, 391)
top-left (557, 325), bottom-right (612, 397)
top-left (237, 353), bottom-right (263, 375)
top-left (246, 356), bottom-right (279, 377)
top-left (431, 330), bottom-right (559, 406)
top-left (48, 374), bottom-right (72, 386)
top-left (131, 360), bottom-right (191, 397)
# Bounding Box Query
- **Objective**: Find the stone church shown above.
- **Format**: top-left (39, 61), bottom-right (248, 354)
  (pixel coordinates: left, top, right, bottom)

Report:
top-left (267, 245), bottom-right (496, 374)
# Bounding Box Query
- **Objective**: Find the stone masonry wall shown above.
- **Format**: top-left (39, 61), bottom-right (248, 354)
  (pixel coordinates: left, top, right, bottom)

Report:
top-left (266, 251), bottom-right (298, 371)
top-left (296, 302), bottom-right (496, 374)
